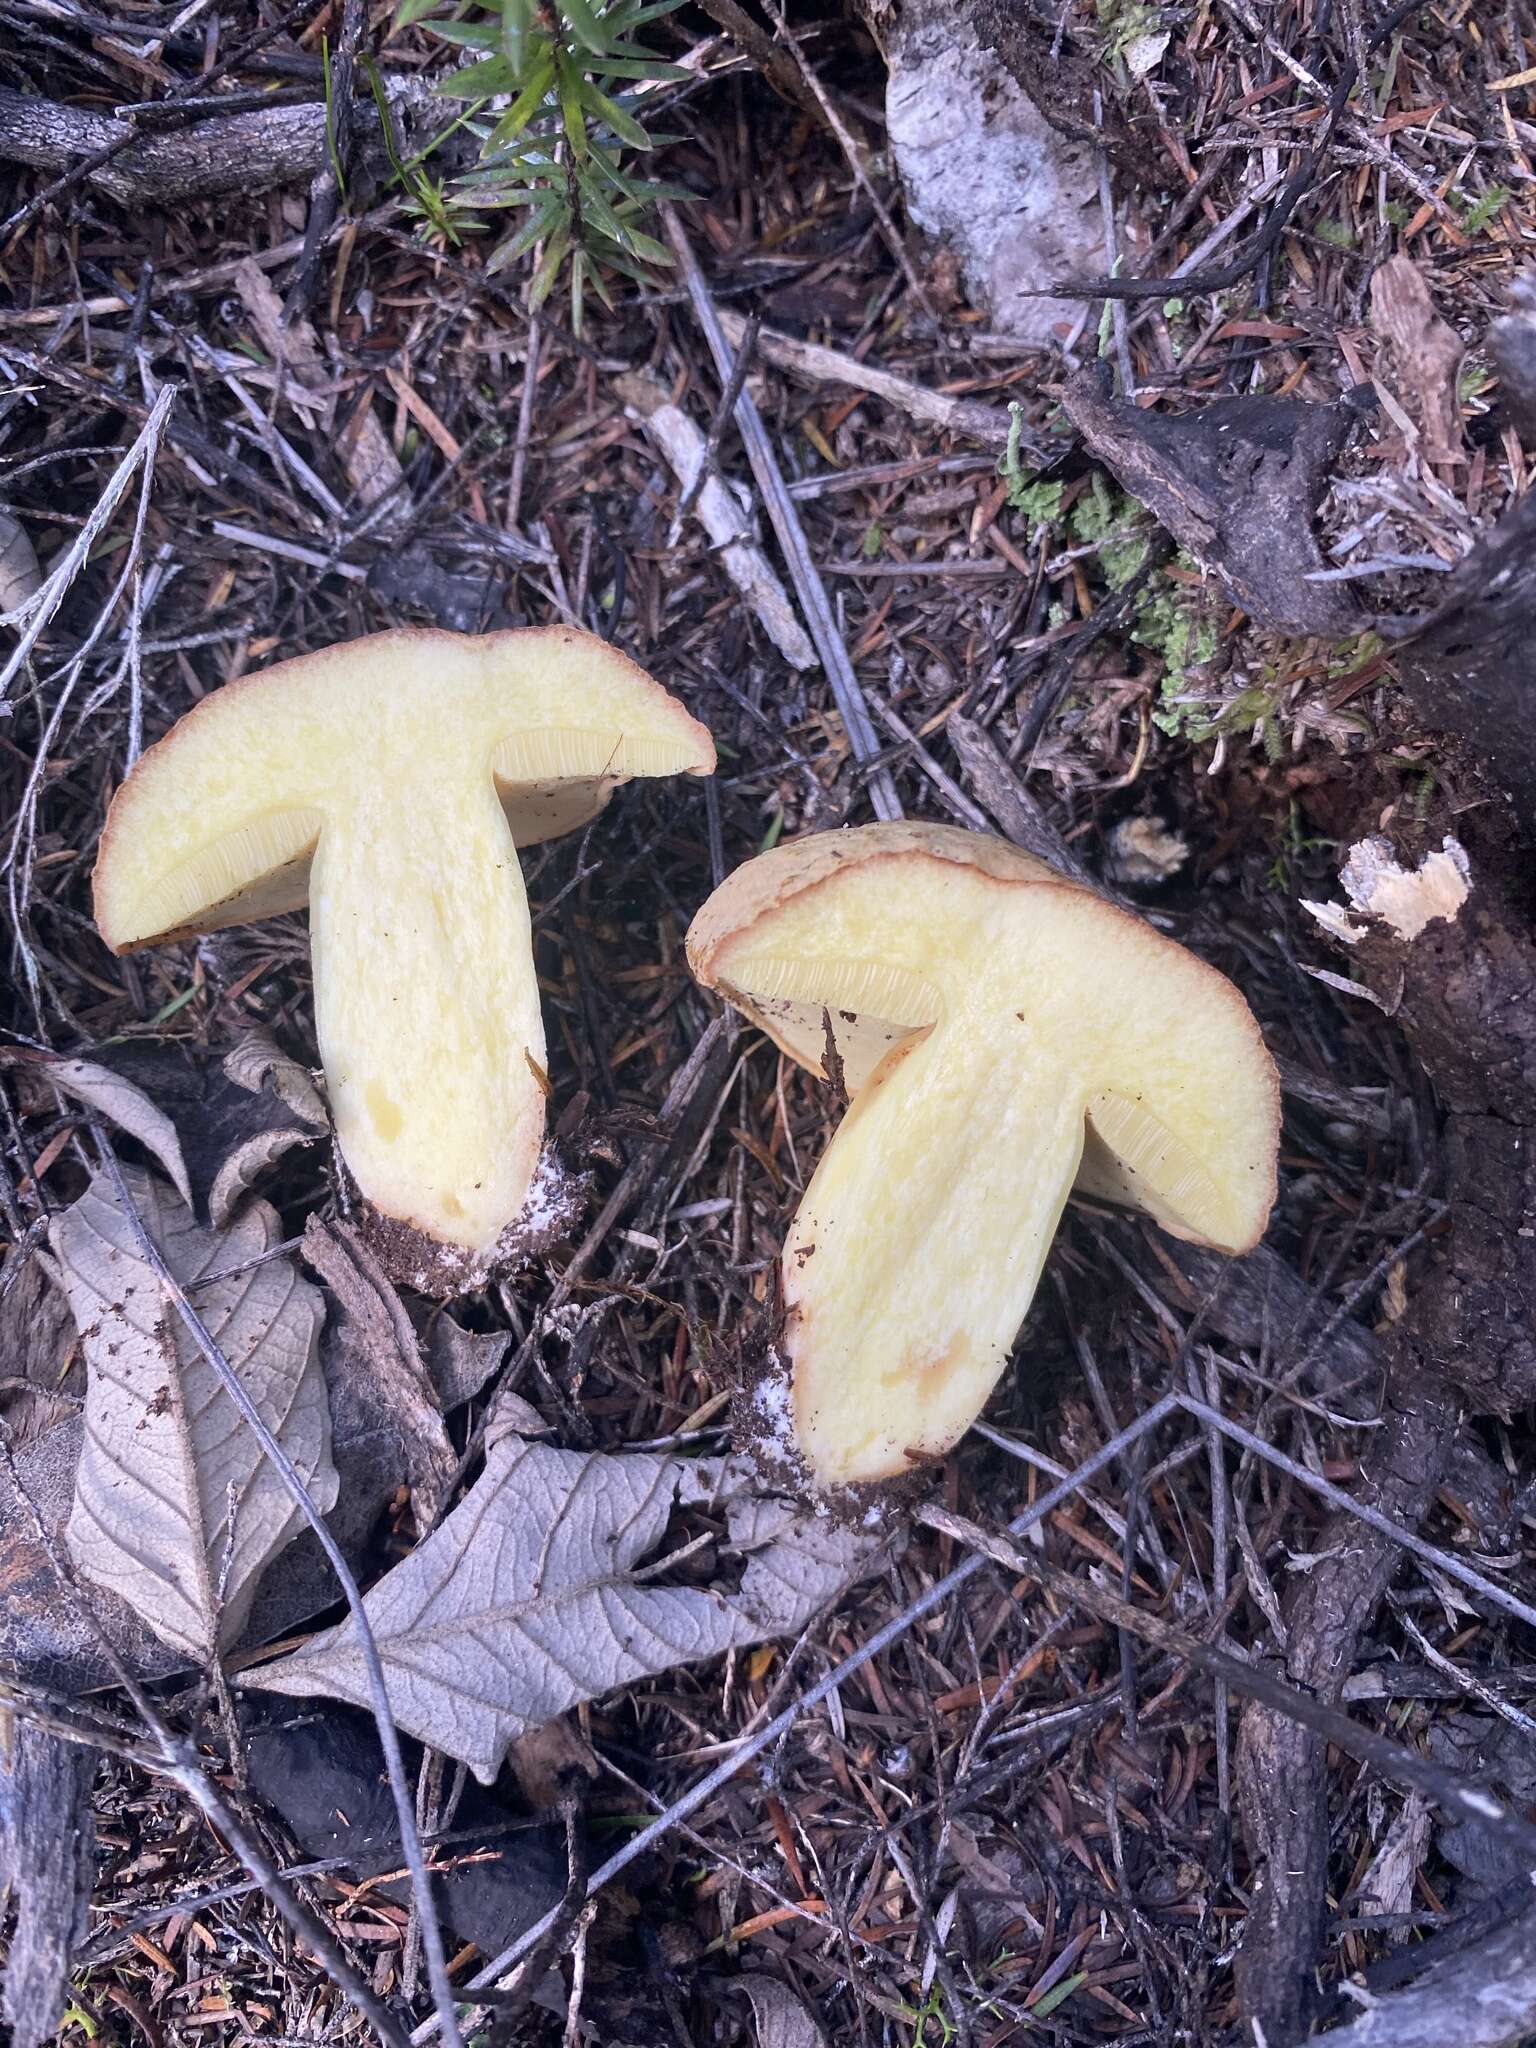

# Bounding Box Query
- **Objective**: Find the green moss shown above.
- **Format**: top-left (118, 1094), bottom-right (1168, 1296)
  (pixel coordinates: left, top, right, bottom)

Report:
top-left (997, 401), bottom-right (1065, 531)
top-left (1069, 476), bottom-right (1149, 587)
top-left (1461, 185), bottom-right (1511, 234)
top-left (1009, 477), bottom-right (1065, 531)
top-left (1128, 560), bottom-right (1228, 737)
top-left (1095, 0), bottom-right (1163, 61)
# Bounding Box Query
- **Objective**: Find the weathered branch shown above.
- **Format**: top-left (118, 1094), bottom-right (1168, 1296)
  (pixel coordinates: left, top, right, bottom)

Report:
top-left (1062, 367), bottom-right (1374, 637)
top-left (1234, 1377), bottom-right (1456, 2039)
top-left (1382, 491), bottom-right (1536, 835)
top-left (1300, 1903), bottom-right (1536, 2048)
top-left (0, 80), bottom-right (432, 206)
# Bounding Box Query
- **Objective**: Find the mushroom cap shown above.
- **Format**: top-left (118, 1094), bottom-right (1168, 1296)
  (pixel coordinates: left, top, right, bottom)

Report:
top-left (687, 820), bottom-right (1065, 1091)
top-left (687, 820), bottom-right (1279, 1255)
top-left (95, 625), bottom-right (715, 952)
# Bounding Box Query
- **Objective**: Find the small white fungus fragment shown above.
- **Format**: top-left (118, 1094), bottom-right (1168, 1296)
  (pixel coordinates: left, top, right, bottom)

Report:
top-left (1108, 815), bottom-right (1190, 884)
top-left (1302, 834), bottom-right (1471, 946)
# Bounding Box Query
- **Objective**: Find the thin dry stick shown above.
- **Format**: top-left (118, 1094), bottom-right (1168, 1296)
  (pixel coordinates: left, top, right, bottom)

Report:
top-left (94, 1139), bottom-right (466, 2048)
top-left (412, 1392), bottom-right (1187, 2042)
top-left (716, 308), bottom-right (1019, 450)
top-left (918, 1500), bottom-right (1536, 1867)
top-left (672, 310), bottom-right (759, 537)
top-left (507, 314), bottom-right (542, 534)
top-left (0, 384), bottom-right (178, 706)
top-left (1174, 1393), bottom-right (1536, 1633)
top-left (661, 203), bottom-right (903, 823)
top-left (1092, 89), bottom-right (1134, 397)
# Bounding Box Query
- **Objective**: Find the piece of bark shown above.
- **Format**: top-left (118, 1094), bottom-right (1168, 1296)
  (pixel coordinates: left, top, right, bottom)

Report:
top-left (1369, 255), bottom-right (1465, 473)
top-left (0, 1718), bottom-right (96, 2048)
top-left (717, 309), bottom-right (1021, 452)
top-left (1063, 366), bottom-right (1374, 636)
top-left (616, 370), bottom-right (817, 671)
top-left (1488, 272), bottom-right (1536, 446)
top-left (1234, 1376), bottom-right (1457, 2041)
top-left (1303, 1902), bottom-right (1536, 2048)
top-left (1380, 489), bottom-right (1536, 833)
top-left (1161, 1239), bottom-right (1384, 1398)
top-left (873, 0), bottom-right (1108, 348)
top-left (0, 80), bottom-right (433, 206)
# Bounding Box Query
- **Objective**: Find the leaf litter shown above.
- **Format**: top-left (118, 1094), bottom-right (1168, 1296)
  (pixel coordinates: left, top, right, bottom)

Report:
top-left (53, 1163), bottom-right (337, 1660)
top-left (246, 1431), bottom-right (877, 1782)
top-left (6, 1), bottom-right (1536, 2039)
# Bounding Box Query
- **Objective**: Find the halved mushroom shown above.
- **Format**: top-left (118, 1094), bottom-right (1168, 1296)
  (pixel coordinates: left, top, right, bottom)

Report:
top-left (688, 821), bottom-right (1278, 1488)
top-left (96, 627), bottom-right (714, 1279)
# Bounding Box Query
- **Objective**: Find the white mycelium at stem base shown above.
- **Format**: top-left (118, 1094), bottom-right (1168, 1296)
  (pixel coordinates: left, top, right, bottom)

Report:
top-left (688, 822), bottom-right (1279, 1488)
top-left (94, 626), bottom-right (714, 1257)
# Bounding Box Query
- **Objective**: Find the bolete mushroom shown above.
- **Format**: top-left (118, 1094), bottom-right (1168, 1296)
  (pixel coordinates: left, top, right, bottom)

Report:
top-left (95, 627), bottom-right (714, 1282)
top-left (687, 822), bottom-right (1279, 1488)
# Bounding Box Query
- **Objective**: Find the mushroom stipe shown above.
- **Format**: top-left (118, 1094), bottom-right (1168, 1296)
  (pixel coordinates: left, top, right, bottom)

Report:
top-left (687, 822), bottom-right (1280, 1491)
top-left (93, 626), bottom-right (715, 1289)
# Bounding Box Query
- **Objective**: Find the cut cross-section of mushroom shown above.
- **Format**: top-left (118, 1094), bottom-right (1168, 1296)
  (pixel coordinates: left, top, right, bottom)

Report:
top-left (95, 627), bottom-right (714, 1281)
top-left (688, 822), bottom-right (1278, 1488)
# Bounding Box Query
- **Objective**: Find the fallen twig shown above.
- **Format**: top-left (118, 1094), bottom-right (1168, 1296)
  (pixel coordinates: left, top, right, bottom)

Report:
top-left (616, 370), bottom-right (816, 671)
top-left (717, 308), bottom-right (1022, 451)
top-left (665, 207), bottom-right (902, 819)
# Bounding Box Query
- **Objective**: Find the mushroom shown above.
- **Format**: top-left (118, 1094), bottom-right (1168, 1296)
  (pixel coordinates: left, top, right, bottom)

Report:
top-left (95, 627), bottom-right (714, 1282)
top-left (687, 821), bottom-right (1278, 1488)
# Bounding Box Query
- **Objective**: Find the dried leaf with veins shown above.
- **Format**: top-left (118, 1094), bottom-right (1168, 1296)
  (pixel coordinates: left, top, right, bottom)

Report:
top-left (245, 1434), bottom-right (875, 1782)
top-left (53, 1165), bottom-right (336, 1660)
top-left (738, 1976), bottom-right (827, 2048)
top-left (4, 1047), bottom-right (192, 1206)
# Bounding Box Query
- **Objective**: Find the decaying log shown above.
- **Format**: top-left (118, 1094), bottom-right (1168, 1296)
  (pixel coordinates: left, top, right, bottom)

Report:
top-left (1303, 1901), bottom-right (1536, 2048)
top-left (1232, 795), bottom-right (1536, 2028)
top-left (0, 80), bottom-right (433, 206)
top-left (1062, 366), bottom-right (1374, 637)
top-left (1382, 490), bottom-right (1536, 834)
top-left (1234, 1378), bottom-right (1456, 2040)
top-left (0, 1718), bottom-right (96, 2048)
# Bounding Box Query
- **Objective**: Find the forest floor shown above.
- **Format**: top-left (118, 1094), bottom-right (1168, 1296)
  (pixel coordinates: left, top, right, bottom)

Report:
top-left (3, 3), bottom-right (1536, 2046)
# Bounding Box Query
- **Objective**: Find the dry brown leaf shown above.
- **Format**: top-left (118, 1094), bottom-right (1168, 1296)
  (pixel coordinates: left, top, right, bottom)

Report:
top-left (4, 1048), bottom-right (192, 1206)
top-left (54, 1166), bottom-right (336, 1660)
top-left (246, 1435), bottom-right (876, 1782)
top-left (0, 508), bottom-right (41, 616)
top-left (1370, 254), bottom-right (1465, 472)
